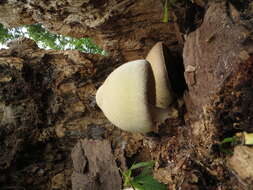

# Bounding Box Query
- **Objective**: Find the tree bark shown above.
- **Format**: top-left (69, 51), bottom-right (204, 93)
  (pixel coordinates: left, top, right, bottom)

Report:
top-left (184, 1), bottom-right (253, 156)
top-left (182, 1), bottom-right (253, 189)
top-left (0, 38), bottom-right (116, 189)
top-left (0, 0), bottom-right (182, 61)
top-left (71, 139), bottom-right (122, 190)
top-left (0, 0), bottom-right (253, 190)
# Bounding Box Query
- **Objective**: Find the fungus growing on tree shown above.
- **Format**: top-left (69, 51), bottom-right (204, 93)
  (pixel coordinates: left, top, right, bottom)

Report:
top-left (96, 59), bottom-right (172, 133)
top-left (146, 42), bottom-right (174, 109)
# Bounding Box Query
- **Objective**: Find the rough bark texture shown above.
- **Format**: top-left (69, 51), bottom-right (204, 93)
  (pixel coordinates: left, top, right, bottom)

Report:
top-left (229, 146), bottom-right (253, 183)
top-left (0, 37), bottom-right (144, 189)
top-left (183, 1), bottom-right (253, 157)
top-left (0, 38), bottom-right (113, 189)
top-left (182, 1), bottom-right (253, 189)
top-left (0, 0), bottom-right (183, 61)
top-left (0, 0), bottom-right (253, 190)
top-left (71, 139), bottom-right (121, 190)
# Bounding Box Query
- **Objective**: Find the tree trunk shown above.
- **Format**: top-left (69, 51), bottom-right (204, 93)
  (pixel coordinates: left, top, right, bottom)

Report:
top-left (0, 0), bottom-right (253, 190)
top-left (0, 0), bottom-right (184, 61)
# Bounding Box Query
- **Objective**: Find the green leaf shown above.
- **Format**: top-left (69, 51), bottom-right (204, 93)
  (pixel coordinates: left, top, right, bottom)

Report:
top-left (219, 136), bottom-right (238, 155)
top-left (138, 167), bottom-right (152, 178)
top-left (133, 175), bottom-right (167, 190)
top-left (131, 181), bottom-right (145, 190)
top-left (122, 169), bottom-right (132, 187)
top-left (163, 0), bottom-right (169, 23)
top-left (221, 137), bottom-right (237, 144)
top-left (122, 161), bottom-right (167, 190)
top-left (130, 161), bottom-right (154, 170)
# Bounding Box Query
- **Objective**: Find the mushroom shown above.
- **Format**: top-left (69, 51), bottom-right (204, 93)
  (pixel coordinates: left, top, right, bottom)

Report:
top-left (96, 60), bottom-right (170, 133)
top-left (146, 42), bottom-right (174, 109)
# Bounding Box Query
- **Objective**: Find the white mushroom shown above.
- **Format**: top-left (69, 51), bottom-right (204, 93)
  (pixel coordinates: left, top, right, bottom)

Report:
top-left (146, 42), bottom-right (174, 109)
top-left (96, 60), bottom-right (169, 133)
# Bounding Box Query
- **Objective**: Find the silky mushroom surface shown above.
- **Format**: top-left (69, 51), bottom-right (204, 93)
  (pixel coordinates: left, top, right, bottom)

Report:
top-left (96, 60), bottom-right (155, 133)
top-left (146, 42), bottom-right (174, 109)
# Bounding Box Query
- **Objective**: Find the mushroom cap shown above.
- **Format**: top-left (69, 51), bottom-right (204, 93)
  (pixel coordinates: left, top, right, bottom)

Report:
top-left (96, 60), bottom-right (155, 133)
top-left (146, 42), bottom-right (173, 109)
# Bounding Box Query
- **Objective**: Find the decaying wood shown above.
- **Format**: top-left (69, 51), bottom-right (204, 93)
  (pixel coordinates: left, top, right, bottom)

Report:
top-left (71, 139), bottom-right (121, 190)
top-left (0, 0), bottom-right (253, 190)
top-left (182, 1), bottom-right (253, 189)
top-left (0, 0), bottom-right (181, 61)
top-left (0, 37), bottom-right (117, 189)
top-left (0, 37), bottom-right (141, 189)
top-left (183, 1), bottom-right (253, 154)
top-left (229, 146), bottom-right (253, 185)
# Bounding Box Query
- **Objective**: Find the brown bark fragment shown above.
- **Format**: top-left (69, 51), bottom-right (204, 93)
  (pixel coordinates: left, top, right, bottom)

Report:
top-left (182, 1), bottom-right (253, 188)
top-left (184, 1), bottom-right (250, 120)
top-left (183, 1), bottom-right (253, 155)
top-left (229, 146), bottom-right (253, 184)
top-left (71, 139), bottom-right (122, 190)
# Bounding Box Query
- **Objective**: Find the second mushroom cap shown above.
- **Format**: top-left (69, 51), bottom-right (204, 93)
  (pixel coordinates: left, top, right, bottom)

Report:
top-left (146, 42), bottom-right (174, 109)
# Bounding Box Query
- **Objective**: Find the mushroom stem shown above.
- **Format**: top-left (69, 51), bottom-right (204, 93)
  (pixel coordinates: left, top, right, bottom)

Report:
top-left (150, 105), bottom-right (178, 124)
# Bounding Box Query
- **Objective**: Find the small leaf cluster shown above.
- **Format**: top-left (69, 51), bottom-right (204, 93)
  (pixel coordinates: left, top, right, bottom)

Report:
top-left (122, 161), bottom-right (167, 190)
